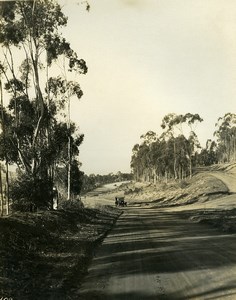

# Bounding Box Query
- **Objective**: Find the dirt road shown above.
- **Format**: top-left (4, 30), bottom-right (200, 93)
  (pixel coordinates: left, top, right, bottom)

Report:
top-left (208, 171), bottom-right (236, 193)
top-left (78, 207), bottom-right (236, 299)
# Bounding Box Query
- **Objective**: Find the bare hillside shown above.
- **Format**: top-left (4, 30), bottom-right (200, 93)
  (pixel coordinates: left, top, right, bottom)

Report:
top-left (86, 164), bottom-right (236, 233)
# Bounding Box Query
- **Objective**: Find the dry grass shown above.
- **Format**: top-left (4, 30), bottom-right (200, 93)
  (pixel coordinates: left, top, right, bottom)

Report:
top-left (0, 205), bottom-right (121, 299)
top-left (119, 173), bottom-right (229, 207)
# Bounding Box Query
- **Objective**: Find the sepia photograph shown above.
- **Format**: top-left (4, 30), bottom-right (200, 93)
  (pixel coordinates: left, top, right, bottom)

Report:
top-left (0, 0), bottom-right (236, 299)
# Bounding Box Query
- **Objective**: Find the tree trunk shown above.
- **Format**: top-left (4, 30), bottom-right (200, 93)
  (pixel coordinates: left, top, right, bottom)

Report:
top-left (67, 97), bottom-right (71, 200)
top-left (0, 79), bottom-right (9, 215)
top-left (173, 141), bottom-right (177, 179)
top-left (5, 162), bottom-right (9, 215)
top-left (0, 164), bottom-right (3, 216)
top-left (153, 168), bottom-right (157, 184)
top-left (189, 158), bottom-right (192, 179)
top-left (67, 135), bottom-right (71, 200)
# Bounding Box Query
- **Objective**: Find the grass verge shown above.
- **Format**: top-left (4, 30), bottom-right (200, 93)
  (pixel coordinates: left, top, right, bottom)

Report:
top-left (0, 204), bottom-right (121, 300)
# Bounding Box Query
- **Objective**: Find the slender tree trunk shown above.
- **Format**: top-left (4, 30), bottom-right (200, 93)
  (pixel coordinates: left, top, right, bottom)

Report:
top-left (31, 50), bottom-right (45, 177)
top-left (0, 78), bottom-right (9, 215)
top-left (0, 164), bottom-right (3, 216)
top-left (67, 135), bottom-right (71, 200)
top-left (153, 168), bottom-right (157, 184)
top-left (173, 141), bottom-right (177, 179)
top-left (67, 97), bottom-right (71, 200)
top-left (5, 162), bottom-right (9, 215)
top-left (189, 158), bottom-right (192, 179)
top-left (178, 167), bottom-right (181, 182)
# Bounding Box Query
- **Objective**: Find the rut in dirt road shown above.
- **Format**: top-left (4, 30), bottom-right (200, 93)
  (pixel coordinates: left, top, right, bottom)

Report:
top-left (78, 207), bottom-right (236, 300)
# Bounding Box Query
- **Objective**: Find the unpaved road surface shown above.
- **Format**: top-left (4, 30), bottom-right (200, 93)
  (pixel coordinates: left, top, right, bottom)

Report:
top-left (78, 207), bottom-right (236, 299)
top-left (208, 171), bottom-right (236, 193)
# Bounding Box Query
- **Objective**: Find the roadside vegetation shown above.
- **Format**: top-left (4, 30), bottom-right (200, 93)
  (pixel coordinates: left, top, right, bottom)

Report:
top-left (0, 203), bottom-right (121, 299)
top-left (121, 171), bottom-right (229, 207)
top-left (131, 113), bottom-right (236, 183)
top-left (81, 172), bottom-right (133, 195)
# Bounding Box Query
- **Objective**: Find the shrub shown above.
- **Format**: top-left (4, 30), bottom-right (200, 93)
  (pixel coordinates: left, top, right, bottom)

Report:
top-left (58, 199), bottom-right (84, 212)
top-left (10, 173), bottom-right (52, 212)
top-left (179, 180), bottom-right (189, 189)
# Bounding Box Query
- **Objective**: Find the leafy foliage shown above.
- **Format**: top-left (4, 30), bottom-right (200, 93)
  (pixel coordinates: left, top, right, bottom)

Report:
top-left (10, 173), bottom-right (52, 212)
top-left (214, 113), bottom-right (236, 163)
top-left (81, 172), bottom-right (133, 194)
top-left (0, 0), bottom-right (87, 210)
top-left (131, 113), bottom-right (203, 182)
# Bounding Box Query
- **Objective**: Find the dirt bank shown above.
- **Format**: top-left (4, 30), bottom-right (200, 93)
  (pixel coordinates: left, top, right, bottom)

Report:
top-left (100, 172), bottom-right (230, 209)
top-left (87, 164), bottom-right (236, 233)
top-left (0, 204), bottom-right (121, 300)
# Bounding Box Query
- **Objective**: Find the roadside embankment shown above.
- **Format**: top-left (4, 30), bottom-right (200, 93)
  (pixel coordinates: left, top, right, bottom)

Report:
top-left (0, 203), bottom-right (121, 300)
top-left (105, 165), bottom-right (236, 234)
top-left (112, 173), bottom-right (229, 208)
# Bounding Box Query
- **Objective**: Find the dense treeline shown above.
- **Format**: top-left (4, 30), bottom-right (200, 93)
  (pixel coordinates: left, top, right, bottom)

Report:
top-left (197, 113), bottom-right (236, 166)
top-left (131, 113), bottom-right (236, 183)
top-left (214, 113), bottom-right (236, 163)
top-left (131, 113), bottom-right (203, 182)
top-left (81, 172), bottom-right (133, 194)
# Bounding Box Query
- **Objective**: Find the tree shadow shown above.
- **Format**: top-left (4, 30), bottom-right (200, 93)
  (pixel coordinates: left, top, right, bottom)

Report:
top-left (78, 207), bottom-right (236, 299)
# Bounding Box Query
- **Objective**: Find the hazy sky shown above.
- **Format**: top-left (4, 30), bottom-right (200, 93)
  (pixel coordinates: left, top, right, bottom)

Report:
top-left (59, 0), bottom-right (236, 175)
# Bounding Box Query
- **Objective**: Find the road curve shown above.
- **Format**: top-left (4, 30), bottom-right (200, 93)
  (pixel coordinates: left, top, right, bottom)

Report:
top-left (78, 207), bottom-right (236, 299)
top-left (208, 172), bottom-right (236, 193)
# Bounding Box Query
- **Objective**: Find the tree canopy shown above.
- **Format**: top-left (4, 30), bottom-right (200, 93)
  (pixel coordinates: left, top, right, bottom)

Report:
top-left (131, 113), bottom-right (203, 182)
top-left (131, 112), bottom-right (236, 183)
top-left (0, 0), bottom-right (87, 211)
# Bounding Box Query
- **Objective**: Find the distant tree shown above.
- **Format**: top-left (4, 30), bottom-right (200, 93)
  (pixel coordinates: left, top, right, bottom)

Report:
top-left (161, 113), bottom-right (203, 179)
top-left (214, 113), bottom-right (236, 163)
top-left (197, 139), bottom-right (218, 166)
top-left (130, 144), bottom-right (140, 181)
top-left (131, 113), bottom-right (203, 183)
top-left (81, 172), bottom-right (133, 194)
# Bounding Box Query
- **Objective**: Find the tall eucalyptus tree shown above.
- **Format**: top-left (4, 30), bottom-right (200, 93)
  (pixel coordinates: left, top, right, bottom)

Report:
top-left (161, 113), bottom-right (203, 179)
top-left (0, 0), bottom-right (87, 210)
top-left (214, 113), bottom-right (236, 163)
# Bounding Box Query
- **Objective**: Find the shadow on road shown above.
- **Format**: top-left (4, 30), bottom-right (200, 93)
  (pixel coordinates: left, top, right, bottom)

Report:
top-left (78, 208), bottom-right (236, 300)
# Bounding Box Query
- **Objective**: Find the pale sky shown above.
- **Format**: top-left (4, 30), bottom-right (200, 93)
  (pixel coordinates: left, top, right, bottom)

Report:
top-left (61, 0), bottom-right (235, 174)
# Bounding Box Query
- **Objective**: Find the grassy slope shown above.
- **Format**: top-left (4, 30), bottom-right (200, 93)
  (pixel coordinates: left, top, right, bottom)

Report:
top-left (0, 205), bottom-right (121, 300)
top-left (114, 164), bottom-right (236, 233)
top-left (115, 173), bottom-right (229, 207)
